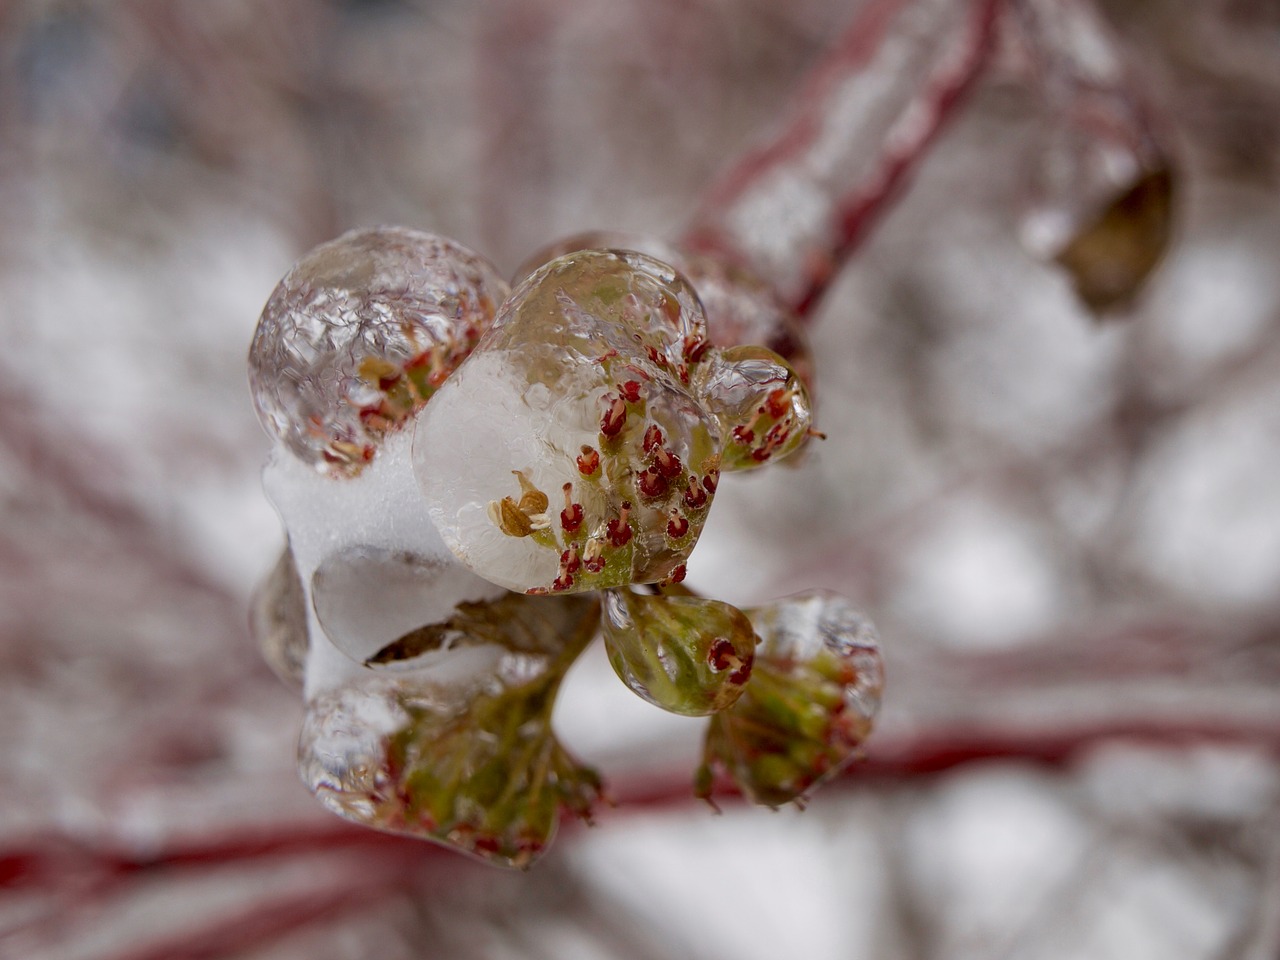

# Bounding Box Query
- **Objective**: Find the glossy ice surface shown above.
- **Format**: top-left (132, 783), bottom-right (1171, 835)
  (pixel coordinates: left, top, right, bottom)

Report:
top-left (249, 227), bottom-right (509, 475)
top-left (415, 248), bottom-right (814, 595)
top-left (601, 589), bottom-right (757, 716)
top-left (699, 592), bottom-right (884, 807)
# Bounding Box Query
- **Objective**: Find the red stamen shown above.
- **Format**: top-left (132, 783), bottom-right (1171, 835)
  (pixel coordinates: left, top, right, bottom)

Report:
top-left (561, 504), bottom-right (583, 533)
top-left (607, 503), bottom-right (633, 547)
top-left (600, 396), bottom-right (627, 437)
top-left (667, 510), bottom-right (689, 539)
top-left (643, 424), bottom-right (665, 453)
top-left (577, 445), bottom-right (601, 475)
top-left (684, 480), bottom-right (708, 509)
top-left (766, 388), bottom-right (791, 419)
top-left (638, 469), bottom-right (668, 499)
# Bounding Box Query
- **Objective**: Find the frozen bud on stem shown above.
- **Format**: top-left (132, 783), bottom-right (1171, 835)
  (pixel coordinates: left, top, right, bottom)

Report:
top-left (601, 588), bottom-right (757, 716)
top-left (249, 226), bottom-right (509, 475)
top-left (1014, 0), bottom-right (1175, 313)
top-left (697, 592), bottom-right (883, 807)
top-left (299, 593), bottom-right (602, 869)
top-left (414, 249), bottom-right (723, 595)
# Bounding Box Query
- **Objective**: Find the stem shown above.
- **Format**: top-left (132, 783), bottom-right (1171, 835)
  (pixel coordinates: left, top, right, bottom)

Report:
top-left (682, 0), bottom-right (1004, 317)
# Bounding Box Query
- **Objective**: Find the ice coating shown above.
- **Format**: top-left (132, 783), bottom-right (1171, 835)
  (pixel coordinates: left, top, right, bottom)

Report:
top-left (249, 226), bottom-right (509, 476)
top-left (601, 588), bottom-right (757, 717)
top-left (414, 249), bottom-right (724, 595)
top-left (262, 427), bottom-right (507, 698)
top-left (515, 231), bottom-right (814, 389)
top-left (249, 546), bottom-right (309, 690)
top-left (696, 344), bottom-right (813, 471)
top-left (298, 593), bottom-right (602, 869)
top-left (698, 592), bottom-right (884, 807)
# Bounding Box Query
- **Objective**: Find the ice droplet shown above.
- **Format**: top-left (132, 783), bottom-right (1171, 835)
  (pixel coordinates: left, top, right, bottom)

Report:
top-left (249, 226), bottom-right (509, 476)
top-left (601, 588), bottom-right (757, 717)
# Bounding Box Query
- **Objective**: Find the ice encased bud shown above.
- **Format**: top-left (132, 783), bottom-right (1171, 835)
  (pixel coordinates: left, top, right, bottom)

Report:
top-left (601, 589), bottom-right (756, 717)
top-left (298, 592), bottom-right (602, 869)
top-left (249, 226), bottom-right (509, 476)
top-left (698, 592), bottom-right (883, 807)
top-left (414, 249), bottom-right (723, 595)
top-left (696, 344), bottom-right (813, 471)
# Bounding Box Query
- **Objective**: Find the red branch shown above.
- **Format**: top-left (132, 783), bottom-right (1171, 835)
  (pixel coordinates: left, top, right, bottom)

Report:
top-left (682, 0), bottom-right (1005, 317)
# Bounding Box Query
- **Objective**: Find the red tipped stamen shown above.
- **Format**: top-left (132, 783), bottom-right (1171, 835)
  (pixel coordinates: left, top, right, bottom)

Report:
top-left (643, 424), bottom-right (665, 453)
top-left (637, 469), bottom-right (668, 499)
top-left (683, 334), bottom-right (711, 363)
top-left (600, 395), bottom-right (628, 438)
top-left (560, 543), bottom-right (582, 575)
top-left (708, 638), bottom-right (737, 671)
top-left (577, 445), bottom-right (601, 475)
top-left (766, 388), bottom-right (792, 419)
top-left (561, 504), bottom-right (583, 533)
top-left (684, 479), bottom-right (708, 510)
top-left (667, 510), bottom-right (689, 539)
top-left (654, 446), bottom-right (683, 478)
top-left (607, 502), bottom-right (633, 547)
top-left (561, 482), bottom-right (584, 532)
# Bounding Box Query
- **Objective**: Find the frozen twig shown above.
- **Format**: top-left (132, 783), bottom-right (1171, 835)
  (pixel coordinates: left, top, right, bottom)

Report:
top-left (682, 0), bottom-right (1004, 316)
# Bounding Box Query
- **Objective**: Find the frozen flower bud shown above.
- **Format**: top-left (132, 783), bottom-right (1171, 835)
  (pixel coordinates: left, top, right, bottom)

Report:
top-left (601, 589), bottom-right (757, 716)
top-left (515, 231), bottom-right (814, 389)
top-left (697, 592), bottom-right (883, 807)
top-left (414, 249), bottom-right (723, 595)
top-left (695, 344), bottom-right (814, 471)
top-left (299, 593), bottom-right (602, 869)
top-left (249, 226), bottom-right (509, 476)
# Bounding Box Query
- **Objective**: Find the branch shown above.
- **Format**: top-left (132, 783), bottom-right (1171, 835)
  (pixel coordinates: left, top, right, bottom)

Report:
top-left (682, 0), bottom-right (1004, 316)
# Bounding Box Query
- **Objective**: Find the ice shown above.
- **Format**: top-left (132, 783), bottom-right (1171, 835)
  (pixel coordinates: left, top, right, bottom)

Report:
top-left (414, 249), bottom-right (724, 595)
top-left (600, 588), bottom-right (756, 716)
top-left (699, 591), bottom-right (884, 806)
top-left (248, 226), bottom-right (509, 475)
top-left (261, 427), bottom-right (507, 697)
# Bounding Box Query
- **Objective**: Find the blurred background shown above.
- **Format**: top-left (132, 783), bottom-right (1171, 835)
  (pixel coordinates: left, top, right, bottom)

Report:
top-left (2, 0), bottom-right (1279, 957)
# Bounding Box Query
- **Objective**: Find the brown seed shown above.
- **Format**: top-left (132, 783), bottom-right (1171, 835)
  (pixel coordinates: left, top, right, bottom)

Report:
top-left (519, 490), bottom-right (549, 514)
top-left (489, 496), bottom-right (533, 537)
